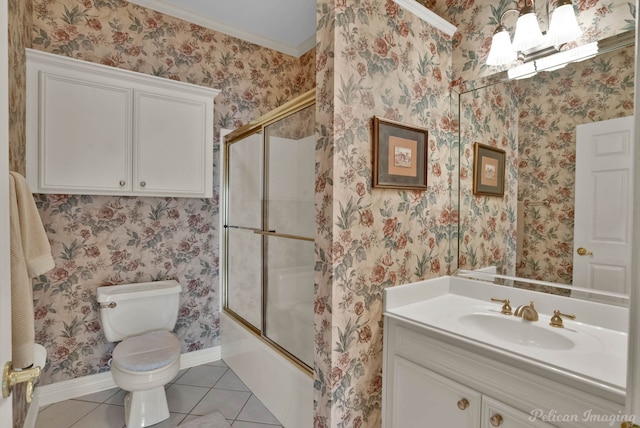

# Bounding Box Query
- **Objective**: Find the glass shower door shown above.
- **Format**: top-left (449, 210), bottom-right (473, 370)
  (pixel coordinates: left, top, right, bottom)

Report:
top-left (224, 91), bottom-right (315, 372)
top-left (263, 105), bottom-right (315, 367)
top-left (225, 131), bottom-right (263, 331)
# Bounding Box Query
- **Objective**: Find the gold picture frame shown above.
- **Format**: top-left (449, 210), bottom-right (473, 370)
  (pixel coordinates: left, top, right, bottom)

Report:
top-left (473, 142), bottom-right (506, 197)
top-left (372, 116), bottom-right (428, 190)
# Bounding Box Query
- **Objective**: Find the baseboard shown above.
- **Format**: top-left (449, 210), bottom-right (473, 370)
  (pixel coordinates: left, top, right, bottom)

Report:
top-left (37, 346), bottom-right (221, 407)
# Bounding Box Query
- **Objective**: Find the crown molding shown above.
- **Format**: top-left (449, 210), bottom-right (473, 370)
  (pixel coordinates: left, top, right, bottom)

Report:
top-left (393, 0), bottom-right (457, 37)
top-left (126, 0), bottom-right (313, 57)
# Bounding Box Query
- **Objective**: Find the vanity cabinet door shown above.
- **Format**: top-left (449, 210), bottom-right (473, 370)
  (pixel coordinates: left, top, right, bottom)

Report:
top-left (481, 396), bottom-right (556, 428)
top-left (391, 356), bottom-right (481, 428)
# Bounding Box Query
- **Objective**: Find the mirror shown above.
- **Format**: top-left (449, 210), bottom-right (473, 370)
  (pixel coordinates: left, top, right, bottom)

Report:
top-left (457, 31), bottom-right (635, 296)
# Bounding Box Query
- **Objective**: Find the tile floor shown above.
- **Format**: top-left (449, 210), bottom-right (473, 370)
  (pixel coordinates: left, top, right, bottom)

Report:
top-left (36, 360), bottom-right (283, 428)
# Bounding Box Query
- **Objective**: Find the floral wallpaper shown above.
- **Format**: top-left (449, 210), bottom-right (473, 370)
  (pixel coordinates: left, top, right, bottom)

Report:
top-left (458, 82), bottom-right (519, 276)
top-left (515, 44), bottom-right (634, 284)
top-left (33, 195), bottom-right (219, 378)
top-left (314, 0), bottom-right (455, 426)
top-left (12, 0), bottom-right (315, 386)
top-left (8, 0), bottom-right (31, 176)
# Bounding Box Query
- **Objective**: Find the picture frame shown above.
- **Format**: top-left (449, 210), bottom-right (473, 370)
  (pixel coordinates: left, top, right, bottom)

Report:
top-left (372, 116), bottom-right (428, 190)
top-left (473, 142), bottom-right (506, 197)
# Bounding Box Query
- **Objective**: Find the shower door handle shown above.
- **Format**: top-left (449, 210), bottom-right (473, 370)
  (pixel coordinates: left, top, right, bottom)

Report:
top-left (253, 230), bottom-right (314, 242)
top-left (224, 225), bottom-right (262, 232)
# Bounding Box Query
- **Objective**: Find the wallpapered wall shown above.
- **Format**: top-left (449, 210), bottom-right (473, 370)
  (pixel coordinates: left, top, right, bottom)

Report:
top-left (458, 83), bottom-right (519, 276)
top-left (314, 1), bottom-right (455, 426)
top-left (516, 44), bottom-right (635, 284)
top-left (8, 0), bottom-right (30, 175)
top-left (6, 0), bottom-right (637, 427)
top-left (9, 0), bottom-right (314, 386)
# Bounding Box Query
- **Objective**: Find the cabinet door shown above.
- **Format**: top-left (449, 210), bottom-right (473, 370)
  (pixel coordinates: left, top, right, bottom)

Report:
top-left (134, 89), bottom-right (213, 197)
top-left (391, 356), bottom-right (481, 428)
top-left (28, 71), bottom-right (132, 194)
top-left (482, 396), bottom-right (556, 428)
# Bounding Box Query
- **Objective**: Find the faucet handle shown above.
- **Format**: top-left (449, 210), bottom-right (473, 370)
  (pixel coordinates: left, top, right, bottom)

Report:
top-left (549, 310), bottom-right (576, 328)
top-left (490, 298), bottom-right (513, 315)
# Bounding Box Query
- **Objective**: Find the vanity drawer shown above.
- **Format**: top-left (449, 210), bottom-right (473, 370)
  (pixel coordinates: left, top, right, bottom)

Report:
top-left (481, 396), bottom-right (556, 428)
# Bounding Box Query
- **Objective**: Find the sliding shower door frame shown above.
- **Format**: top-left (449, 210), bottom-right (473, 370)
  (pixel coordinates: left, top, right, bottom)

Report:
top-left (222, 89), bottom-right (315, 375)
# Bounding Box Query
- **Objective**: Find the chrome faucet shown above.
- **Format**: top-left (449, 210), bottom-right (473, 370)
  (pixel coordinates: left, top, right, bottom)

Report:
top-left (514, 300), bottom-right (538, 321)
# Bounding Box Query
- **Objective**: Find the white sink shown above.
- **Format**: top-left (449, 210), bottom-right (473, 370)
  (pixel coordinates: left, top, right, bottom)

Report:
top-left (457, 313), bottom-right (575, 350)
top-left (383, 275), bottom-right (628, 395)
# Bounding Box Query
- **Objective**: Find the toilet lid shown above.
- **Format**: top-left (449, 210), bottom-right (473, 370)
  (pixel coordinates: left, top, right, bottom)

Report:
top-left (112, 330), bottom-right (181, 372)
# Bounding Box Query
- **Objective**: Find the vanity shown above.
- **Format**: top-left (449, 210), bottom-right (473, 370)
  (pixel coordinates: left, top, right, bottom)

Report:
top-left (382, 274), bottom-right (629, 428)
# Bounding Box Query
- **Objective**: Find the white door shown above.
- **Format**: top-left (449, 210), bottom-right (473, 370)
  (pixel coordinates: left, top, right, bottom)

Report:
top-left (1, 0), bottom-right (14, 423)
top-left (573, 116), bottom-right (635, 295)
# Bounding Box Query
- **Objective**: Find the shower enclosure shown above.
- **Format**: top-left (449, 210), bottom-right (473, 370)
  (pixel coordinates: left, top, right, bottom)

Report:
top-left (223, 90), bottom-right (315, 371)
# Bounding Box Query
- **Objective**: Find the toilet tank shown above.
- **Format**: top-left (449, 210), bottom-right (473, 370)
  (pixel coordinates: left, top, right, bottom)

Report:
top-left (97, 280), bottom-right (181, 342)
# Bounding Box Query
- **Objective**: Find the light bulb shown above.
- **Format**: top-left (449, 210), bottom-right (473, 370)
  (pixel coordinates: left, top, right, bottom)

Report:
top-left (548, 0), bottom-right (583, 47)
top-left (512, 6), bottom-right (544, 52)
top-left (486, 26), bottom-right (517, 66)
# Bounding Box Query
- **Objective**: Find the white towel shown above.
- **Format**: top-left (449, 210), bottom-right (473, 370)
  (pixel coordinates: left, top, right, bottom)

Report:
top-left (9, 172), bottom-right (54, 369)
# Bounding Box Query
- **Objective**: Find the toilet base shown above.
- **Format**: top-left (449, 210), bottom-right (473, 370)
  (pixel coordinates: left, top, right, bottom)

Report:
top-left (124, 388), bottom-right (170, 428)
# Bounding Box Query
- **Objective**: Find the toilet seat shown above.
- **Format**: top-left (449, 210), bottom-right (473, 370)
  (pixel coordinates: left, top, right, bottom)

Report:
top-left (109, 330), bottom-right (181, 427)
top-left (112, 330), bottom-right (181, 371)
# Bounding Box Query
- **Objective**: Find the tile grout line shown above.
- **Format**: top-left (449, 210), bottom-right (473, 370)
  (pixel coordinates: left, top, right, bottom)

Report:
top-left (65, 401), bottom-right (109, 428)
top-left (229, 391), bottom-right (253, 425)
top-left (37, 363), bottom-right (285, 428)
top-left (179, 366), bottom-right (234, 418)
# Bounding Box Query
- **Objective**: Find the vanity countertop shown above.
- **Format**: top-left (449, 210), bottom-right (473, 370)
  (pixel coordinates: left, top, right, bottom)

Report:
top-left (384, 275), bottom-right (628, 404)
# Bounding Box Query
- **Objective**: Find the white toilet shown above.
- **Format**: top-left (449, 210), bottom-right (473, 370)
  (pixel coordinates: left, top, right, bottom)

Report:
top-left (97, 280), bottom-right (182, 428)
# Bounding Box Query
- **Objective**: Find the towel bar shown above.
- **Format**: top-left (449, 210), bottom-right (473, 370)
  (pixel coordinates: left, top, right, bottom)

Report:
top-left (2, 361), bottom-right (41, 403)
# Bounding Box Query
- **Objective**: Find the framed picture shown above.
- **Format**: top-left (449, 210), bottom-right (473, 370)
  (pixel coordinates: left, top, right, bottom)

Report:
top-left (473, 142), bottom-right (506, 197)
top-left (372, 116), bottom-right (428, 190)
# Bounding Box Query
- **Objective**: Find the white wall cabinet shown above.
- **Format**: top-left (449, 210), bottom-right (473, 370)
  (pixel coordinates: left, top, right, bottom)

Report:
top-left (26, 49), bottom-right (220, 198)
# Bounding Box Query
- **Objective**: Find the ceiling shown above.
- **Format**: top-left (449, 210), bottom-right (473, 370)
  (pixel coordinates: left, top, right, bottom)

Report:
top-left (127, 0), bottom-right (317, 57)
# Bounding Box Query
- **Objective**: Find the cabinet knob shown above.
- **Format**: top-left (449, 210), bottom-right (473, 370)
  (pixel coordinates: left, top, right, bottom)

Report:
top-left (490, 413), bottom-right (503, 426)
top-left (456, 398), bottom-right (469, 410)
top-left (140, 181), bottom-right (146, 187)
top-left (119, 180), bottom-right (126, 187)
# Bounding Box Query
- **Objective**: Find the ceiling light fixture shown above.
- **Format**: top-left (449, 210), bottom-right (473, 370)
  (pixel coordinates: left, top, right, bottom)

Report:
top-left (535, 42), bottom-right (597, 71)
top-left (547, 0), bottom-right (583, 46)
top-left (486, 0), bottom-right (583, 67)
top-left (506, 42), bottom-right (599, 80)
top-left (486, 24), bottom-right (517, 66)
top-left (512, 3), bottom-right (545, 52)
